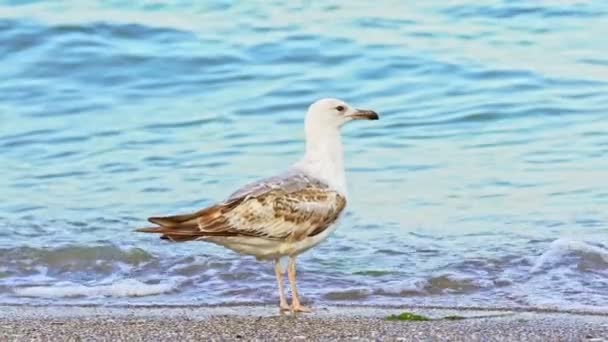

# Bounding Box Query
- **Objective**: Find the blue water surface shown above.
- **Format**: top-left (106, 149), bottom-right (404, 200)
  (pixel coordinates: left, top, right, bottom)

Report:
top-left (0, 1), bottom-right (607, 311)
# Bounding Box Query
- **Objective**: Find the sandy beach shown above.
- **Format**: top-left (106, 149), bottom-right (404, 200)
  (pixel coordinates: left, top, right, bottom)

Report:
top-left (1, 305), bottom-right (607, 341)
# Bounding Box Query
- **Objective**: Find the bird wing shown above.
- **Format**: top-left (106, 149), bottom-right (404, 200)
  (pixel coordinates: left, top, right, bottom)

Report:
top-left (136, 171), bottom-right (346, 242)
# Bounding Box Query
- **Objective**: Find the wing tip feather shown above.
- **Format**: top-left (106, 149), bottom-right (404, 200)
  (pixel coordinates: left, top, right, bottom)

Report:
top-left (134, 226), bottom-right (164, 233)
top-left (147, 217), bottom-right (164, 225)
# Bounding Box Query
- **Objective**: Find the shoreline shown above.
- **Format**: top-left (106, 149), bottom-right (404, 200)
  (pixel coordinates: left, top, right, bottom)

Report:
top-left (1, 302), bottom-right (607, 316)
top-left (1, 305), bottom-right (607, 341)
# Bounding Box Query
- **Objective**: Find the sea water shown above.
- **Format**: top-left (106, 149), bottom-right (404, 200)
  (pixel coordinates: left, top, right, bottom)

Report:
top-left (0, 0), bottom-right (607, 311)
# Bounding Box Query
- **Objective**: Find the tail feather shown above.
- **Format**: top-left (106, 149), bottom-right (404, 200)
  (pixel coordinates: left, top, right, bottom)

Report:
top-left (147, 218), bottom-right (200, 230)
top-left (161, 235), bottom-right (200, 242)
top-left (135, 204), bottom-right (241, 243)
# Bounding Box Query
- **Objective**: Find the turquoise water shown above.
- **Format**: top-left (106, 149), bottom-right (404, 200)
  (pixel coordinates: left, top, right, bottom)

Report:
top-left (1, 1), bottom-right (607, 311)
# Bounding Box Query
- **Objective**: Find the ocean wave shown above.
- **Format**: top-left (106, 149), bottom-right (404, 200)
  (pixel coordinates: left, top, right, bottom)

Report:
top-left (14, 278), bottom-right (181, 298)
top-left (0, 245), bottom-right (155, 279)
top-left (531, 238), bottom-right (608, 273)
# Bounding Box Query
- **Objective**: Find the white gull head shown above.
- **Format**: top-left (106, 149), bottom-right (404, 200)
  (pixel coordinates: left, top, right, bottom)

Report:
top-left (296, 98), bottom-right (379, 196)
top-left (304, 98), bottom-right (379, 133)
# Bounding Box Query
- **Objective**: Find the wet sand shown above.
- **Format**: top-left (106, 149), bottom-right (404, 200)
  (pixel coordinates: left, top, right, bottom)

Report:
top-left (1, 305), bottom-right (607, 341)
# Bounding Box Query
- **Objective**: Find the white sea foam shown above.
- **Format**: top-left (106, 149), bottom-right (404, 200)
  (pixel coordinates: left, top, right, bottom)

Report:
top-left (375, 279), bottom-right (426, 296)
top-left (14, 278), bottom-right (180, 298)
top-left (531, 238), bottom-right (608, 273)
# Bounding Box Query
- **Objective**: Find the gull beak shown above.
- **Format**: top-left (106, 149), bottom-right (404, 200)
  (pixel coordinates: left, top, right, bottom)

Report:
top-left (347, 109), bottom-right (379, 120)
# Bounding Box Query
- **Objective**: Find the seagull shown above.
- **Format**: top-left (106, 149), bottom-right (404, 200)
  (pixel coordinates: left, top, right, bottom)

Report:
top-left (136, 98), bottom-right (379, 313)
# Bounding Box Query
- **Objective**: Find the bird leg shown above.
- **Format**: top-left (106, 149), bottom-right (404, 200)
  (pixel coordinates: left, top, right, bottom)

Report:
top-left (287, 256), bottom-right (311, 313)
top-left (274, 259), bottom-right (290, 313)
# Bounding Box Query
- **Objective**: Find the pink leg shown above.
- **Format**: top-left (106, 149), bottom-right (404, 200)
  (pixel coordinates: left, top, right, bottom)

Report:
top-left (274, 259), bottom-right (290, 313)
top-left (287, 256), bottom-right (311, 313)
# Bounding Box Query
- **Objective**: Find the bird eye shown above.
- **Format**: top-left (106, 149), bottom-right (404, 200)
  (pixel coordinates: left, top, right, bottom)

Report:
top-left (336, 105), bottom-right (345, 111)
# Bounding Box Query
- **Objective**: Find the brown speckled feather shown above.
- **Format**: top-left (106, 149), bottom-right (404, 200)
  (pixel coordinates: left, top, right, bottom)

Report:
top-left (136, 171), bottom-right (346, 242)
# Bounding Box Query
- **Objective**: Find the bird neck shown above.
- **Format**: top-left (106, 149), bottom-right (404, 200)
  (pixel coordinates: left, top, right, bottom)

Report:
top-left (301, 127), bottom-right (347, 194)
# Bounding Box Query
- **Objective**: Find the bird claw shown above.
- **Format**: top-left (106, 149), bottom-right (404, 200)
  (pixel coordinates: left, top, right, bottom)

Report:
top-left (291, 304), bottom-right (311, 313)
